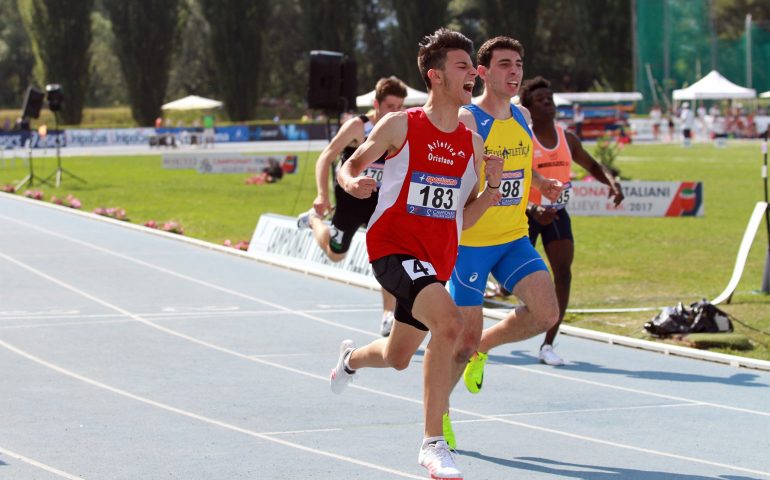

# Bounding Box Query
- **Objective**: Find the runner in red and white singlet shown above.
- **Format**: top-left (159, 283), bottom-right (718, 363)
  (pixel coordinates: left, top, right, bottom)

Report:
top-left (328, 28), bottom-right (504, 480)
top-left (366, 107), bottom-right (479, 281)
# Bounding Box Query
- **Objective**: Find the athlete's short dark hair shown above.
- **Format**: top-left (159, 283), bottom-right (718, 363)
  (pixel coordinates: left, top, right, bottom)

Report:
top-left (417, 28), bottom-right (474, 91)
top-left (375, 76), bottom-right (408, 102)
top-left (519, 76), bottom-right (551, 108)
top-left (477, 36), bottom-right (524, 68)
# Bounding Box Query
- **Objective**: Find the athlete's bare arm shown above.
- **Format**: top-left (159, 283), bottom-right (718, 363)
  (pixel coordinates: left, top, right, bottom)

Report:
top-left (565, 130), bottom-right (624, 206)
top-left (338, 112), bottom-right (406, 199)
top-left (462, 132), bottom-right (503, 229)
top-left (312, 117), bottom-right (366, 215)
top-left (458, 108), bottom-right (477, 133)
top-left (531, 170), bottom-right (563, 202)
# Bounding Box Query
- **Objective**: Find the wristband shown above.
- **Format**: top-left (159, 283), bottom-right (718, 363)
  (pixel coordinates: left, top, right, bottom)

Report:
top-left (486, 182), bottom-right (500, 189)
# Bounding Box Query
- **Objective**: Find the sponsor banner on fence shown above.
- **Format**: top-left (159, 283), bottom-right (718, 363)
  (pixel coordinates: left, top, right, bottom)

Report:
top-left (247, 213), bottom-right (375, 286)
top-left (162, 152), bottom-right (297, 174)
top-left (569, 180), bottom-right (704, 217)
top-left (65, 128), bottom-right (156, 147)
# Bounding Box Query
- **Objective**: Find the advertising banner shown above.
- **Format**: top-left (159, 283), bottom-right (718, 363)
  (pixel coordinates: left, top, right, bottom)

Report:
top-left (247, 213), bottom-right (375, 286)
top-left (569, 180), bottom-right (704, 217)
top-left (162, 152), bottom-right (298, 174)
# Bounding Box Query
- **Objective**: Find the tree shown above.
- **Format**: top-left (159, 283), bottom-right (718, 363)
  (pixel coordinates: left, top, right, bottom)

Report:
top-left (0, 0), bottom-right (35, 108)
top-left (166, 0), bottom-right (218, 102)
top-left (200, 0), bottom-right (268, 121)
top-left (477, 0), bottom-right (539, 62)
top-left (391, 0), bottom-right (450, 88)
top-left (104, 0), bottom-right (183, 126)
top-left (88, 5), bottom-right (127, 107)
top-left (18, 0), bottom-right (94, 124)
top-left (302, 0), bottom-right (361, 56)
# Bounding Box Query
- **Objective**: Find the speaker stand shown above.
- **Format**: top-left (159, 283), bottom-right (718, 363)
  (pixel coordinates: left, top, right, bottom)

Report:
top-left (16, 137), bottom-right (53, 191)
top-left (42, 113), bottom-right (85, 187)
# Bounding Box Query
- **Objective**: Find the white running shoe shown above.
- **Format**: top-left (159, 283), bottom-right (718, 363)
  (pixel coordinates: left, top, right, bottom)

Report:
top-left (296, 207), bottom-right (320, 230)
top-left (329, 339), bottom-right (357, 394)
top-left (379, 311), bottom-right (394, 337)
top-left (418, 440), bottom-right (463, 479)
top-left (539, 344), bottom-right (565, 366)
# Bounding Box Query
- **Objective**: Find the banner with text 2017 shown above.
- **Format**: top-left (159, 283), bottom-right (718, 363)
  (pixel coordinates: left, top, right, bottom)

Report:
top-left (569, 180), bottom-right (703, 217)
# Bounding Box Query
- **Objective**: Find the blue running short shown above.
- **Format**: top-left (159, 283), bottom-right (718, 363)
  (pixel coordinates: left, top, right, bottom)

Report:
top-left (448, 236), bottom-right (549, 307)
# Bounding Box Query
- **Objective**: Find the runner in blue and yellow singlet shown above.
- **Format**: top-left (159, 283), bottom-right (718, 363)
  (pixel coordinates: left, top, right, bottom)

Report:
top-left (444, 37), bottom-right (565, 449)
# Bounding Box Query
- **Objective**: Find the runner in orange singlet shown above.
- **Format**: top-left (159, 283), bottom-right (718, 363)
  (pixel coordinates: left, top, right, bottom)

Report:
top-left (521, 76), bottom-right (624, 366)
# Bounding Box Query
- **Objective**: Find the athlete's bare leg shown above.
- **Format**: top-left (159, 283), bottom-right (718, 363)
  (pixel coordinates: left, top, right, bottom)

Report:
top-left (308, 215), bottom-right (346, 262)
top-left (347, 320), bottom-right (428, 371)
top-left (382, 288), bottom-right (396, 314)
top-left (411, 283), bottom-right (473, 438)
top-left (477, 270), bottom-right (559, 353)
top-left (542, 238), bottom-right (574, 345)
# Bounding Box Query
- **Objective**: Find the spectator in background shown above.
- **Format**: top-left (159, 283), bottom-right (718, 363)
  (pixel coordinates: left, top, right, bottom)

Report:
top-left (649, 104), bottom-right (662, 141)
top-left (680, 102), bottom-right (694, 147)
top-left (203, 114), bottom-right (215, 148)
top-left (572, 104), bottom-right (584, 140)
top-left (667, 112), bottom-right (675, 142)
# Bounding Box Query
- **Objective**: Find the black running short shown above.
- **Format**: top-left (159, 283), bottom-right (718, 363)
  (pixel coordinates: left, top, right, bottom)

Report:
top-left (528, 208), bottom-right (574, 247)
top-left (371, 254), bottom-right (445, 332)
top-left (329, 183), bottom-right (379, 254)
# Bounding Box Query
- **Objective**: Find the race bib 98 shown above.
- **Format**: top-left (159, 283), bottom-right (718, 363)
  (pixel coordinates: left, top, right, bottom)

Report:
top-left (496, 169), bottom-right (525, 206)
top-left (406, 171), bottom-right (461, 219)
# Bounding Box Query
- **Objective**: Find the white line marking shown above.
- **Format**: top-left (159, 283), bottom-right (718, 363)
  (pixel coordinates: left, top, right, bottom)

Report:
top-left (260, 428), bottom-right (342, 436)
top-left (2, 252), bottom-right (769, 477)
top-left (452, 402), bottom-right (698, 421)
top-left (0, 446), bottom-right (82, 479)
top-left (0, 216), bottom-right (382, 338)
top-left (0, 338), bottom-right (424, 479)
top-left (495, 363), bottom-right (770, 417)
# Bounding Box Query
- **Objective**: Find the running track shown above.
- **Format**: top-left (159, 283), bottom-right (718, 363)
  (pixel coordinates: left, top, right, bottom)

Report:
top-left (1, 193), bottom-right (768, 479)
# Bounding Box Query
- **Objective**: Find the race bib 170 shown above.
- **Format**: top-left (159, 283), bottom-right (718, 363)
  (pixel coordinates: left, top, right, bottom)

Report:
top-left (406, 171), bottom-right (461, 219)
top-left (362, 163), bottom-right (384, 188)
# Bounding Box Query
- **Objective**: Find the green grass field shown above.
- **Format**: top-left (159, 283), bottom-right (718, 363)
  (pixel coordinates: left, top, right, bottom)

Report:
top-left (1, 142), bottom-right (768, 361)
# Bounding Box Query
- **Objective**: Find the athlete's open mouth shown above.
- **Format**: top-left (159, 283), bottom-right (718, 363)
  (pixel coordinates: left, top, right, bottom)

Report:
top-left (508, 81), bottom-right (519, 88)
top-left (463, 82), bottom-right (474, 93)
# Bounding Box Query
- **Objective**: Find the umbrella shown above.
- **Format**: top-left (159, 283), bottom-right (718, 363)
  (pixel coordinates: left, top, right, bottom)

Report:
top-left (162, 95), bottom-right (223, 111)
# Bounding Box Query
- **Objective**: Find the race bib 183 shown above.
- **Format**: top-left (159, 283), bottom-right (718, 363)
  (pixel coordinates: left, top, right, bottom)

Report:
top-left (406, 171), bottom-right (461, 219)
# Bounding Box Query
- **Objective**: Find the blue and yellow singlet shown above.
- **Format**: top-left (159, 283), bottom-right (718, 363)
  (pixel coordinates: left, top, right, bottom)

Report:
top-left (460, 103), bottom-right (533, 247)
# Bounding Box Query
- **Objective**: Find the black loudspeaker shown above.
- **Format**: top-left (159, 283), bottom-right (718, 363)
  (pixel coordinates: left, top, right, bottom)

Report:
top-left (308, 50), bottom-right (343, 111)
top-left (22, 86), bottom-right (45, 119)
top-left (46, 84), bottom-right (63, 112)
top-left (341, 58), bottom-right (357, 112)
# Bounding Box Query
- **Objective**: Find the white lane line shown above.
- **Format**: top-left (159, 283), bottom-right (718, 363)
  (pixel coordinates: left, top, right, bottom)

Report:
top-left (495, 363), bottom-right (770, 417)
top-left (0, 446), bottom-right (82, 479)
top-left (3, 253), bottom-right (769, 478)
top-left (3, 216), bottom-right (767, 418)
top-left (0, 308), bottom-right (381, 323)
top-left (452, 402), bottom-right (699, 422)
top-left (0, 215), bottom-right (382, 338)
top-left (0, 319), bottom-right (133, 330)
top-left (0, 338), bottom-right (423, 479)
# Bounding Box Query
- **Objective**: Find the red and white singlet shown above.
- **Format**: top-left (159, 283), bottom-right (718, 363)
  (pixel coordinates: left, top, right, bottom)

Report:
top-left (366, 108), bottom-right (478, 280)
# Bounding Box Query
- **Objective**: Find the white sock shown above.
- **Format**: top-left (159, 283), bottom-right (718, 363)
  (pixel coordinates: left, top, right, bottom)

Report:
top-left (422, 436), bottom-right (445, 448)
top-left (343, 349), bottom-right (355, 373)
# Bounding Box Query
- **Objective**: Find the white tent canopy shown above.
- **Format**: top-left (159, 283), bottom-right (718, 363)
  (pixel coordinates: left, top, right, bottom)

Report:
top-left (356, 85), bottom-right (428, 107)
top-left (672, 71), bottom-right (756, 101)
top-left (473, 93), bottom-right (571, 106)
top-left (162, 95), bottom-right (223, 111)
top-left (760, 91), bottom-right (770, 99)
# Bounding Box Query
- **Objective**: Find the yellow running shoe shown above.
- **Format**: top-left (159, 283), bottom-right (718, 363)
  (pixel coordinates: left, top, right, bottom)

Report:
top-left (463, 351), bottom-right (488, 394)
top-left (442, 412), bottom-right (456, 450)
